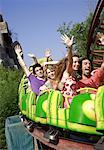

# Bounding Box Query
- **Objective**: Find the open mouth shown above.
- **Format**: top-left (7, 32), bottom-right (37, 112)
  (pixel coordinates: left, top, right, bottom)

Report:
top-left (85, 69), bottom-right (90, 71)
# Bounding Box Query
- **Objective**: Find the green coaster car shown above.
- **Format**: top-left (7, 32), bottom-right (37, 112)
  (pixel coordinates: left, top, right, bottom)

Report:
top-left (18, 75), bottom-right (104, 139)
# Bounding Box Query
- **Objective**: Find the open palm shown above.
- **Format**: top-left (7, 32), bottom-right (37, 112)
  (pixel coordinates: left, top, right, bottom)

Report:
top-left (96, 32), bottom-right (104, 45)
top-left (15, 45), bottom-right (23, 56)
top-left (61, 34), bottom-right (74, 47)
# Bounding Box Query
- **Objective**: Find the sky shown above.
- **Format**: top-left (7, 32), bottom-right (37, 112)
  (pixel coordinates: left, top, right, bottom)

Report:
top-left (0, 0), bottom-right (98, 66)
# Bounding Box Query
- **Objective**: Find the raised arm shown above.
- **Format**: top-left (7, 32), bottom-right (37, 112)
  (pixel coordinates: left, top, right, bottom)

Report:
top-left (28, 53), bottom-right (38, 64)
top-left (61, 34), bottom-right (73, 74)
top-left (14, 44), bottom-right (30, 76)
top-left (101, 60), bottom-right (104, 70)
top-left (45, 49), bottom-right (52, 62)
top-left (44, 49), bottom-right (52, 71)
top-left (96, 32), bottom-right (104, 69)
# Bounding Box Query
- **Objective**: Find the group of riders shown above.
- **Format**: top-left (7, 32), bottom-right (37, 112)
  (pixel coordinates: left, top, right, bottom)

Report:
top-left (14, 32), bottom-right (104, 131)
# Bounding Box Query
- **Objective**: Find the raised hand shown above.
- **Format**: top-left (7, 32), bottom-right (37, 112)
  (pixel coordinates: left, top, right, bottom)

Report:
top-left (14, 44), bottom-right (30, 75)
top-left (96, 32), bottom-right (104, 45)
top-left (45, 49), bottom-right (51, 58)
top-left (14, 45), bottom-right (23, 57)
top-left (28, 53), bottom-right (38, 64)
top-left (60, 34), bottom-right (74, 47)
top-left (28, 53), bottom-right (35, 58)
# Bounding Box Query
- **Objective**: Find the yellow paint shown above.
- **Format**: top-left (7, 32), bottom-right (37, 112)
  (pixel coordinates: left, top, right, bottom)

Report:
top-left (66, 109), bottom-right (70, 120)
top-left (32, 105), bottom-right (36, 121)
top-left (67, 122), bottom-right (102, 135)
top-left (90, 94), bottom-right (96, 100)
top-left (58, 108), bottom-right (66, 127)
top-left (22, 110), bottom-right (26, 115)
top-left (58, 108), bottom-right (65, 121)
top-left (82, 100), bottom-right (96, 121)
top-left (42, 100), bottom-right (47, 113)
top-left (58, 120), bottom-right (65, 128)
top-left (35, 117), bottom-right (46, 123)
top-left (49, 92), bottom-right (58, 125)
top-left (40, 118), bottom-right (47, 124)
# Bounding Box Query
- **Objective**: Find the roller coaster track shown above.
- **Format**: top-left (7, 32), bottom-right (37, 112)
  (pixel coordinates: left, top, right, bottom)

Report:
top-left (87, 0), bottom-right (104, 68)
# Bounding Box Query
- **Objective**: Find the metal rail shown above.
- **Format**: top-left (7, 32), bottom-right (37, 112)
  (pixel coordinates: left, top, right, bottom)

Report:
top-left (31, 126), bottom-right (94, 150)
top-left (87, 0), bottom-right (104, 67)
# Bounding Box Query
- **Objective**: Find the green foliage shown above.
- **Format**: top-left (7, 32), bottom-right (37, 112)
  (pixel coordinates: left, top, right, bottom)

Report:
top-left (57, 13), bottom-right (93, 57)
top-left (0, 65), bottom-right (23, 149)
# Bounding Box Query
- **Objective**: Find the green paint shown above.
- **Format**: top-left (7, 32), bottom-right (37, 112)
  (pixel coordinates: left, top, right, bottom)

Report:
top-left (69, 93), bottom-right (96, 126)
top-left (18, 75), bottom-right (104, 136)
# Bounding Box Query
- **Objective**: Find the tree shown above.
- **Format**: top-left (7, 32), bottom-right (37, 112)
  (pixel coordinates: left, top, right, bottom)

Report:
top-left (0, 65), bottom-right (23, 149)
top-left (57, 13), bottom-right (93, 57)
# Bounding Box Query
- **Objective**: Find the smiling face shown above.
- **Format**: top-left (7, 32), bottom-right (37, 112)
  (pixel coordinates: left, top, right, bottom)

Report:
top-left (47, 68), bottom-right (55, 80)
top-left (82, 59), bottom-right (91, 77)
top-left (34, 66), bottom-right (44, 78)
top-left (72, 56), bottom-right (80, 71)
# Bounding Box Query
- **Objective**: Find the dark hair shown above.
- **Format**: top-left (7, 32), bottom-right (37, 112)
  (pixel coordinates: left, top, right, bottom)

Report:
top-left (72, 54), bottom-right (80, 58)
top-left (80, 57), bottom-right (93, 71)
top-left (32, 63), bottom-right (43, 74)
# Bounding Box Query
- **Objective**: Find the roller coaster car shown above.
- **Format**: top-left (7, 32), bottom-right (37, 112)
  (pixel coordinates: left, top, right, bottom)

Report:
top-left (18, 75), bottom-right (104, 144)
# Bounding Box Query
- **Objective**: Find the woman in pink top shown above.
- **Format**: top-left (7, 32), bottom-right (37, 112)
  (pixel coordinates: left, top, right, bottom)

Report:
top-left (55, 34), bottom-right (79, 107)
